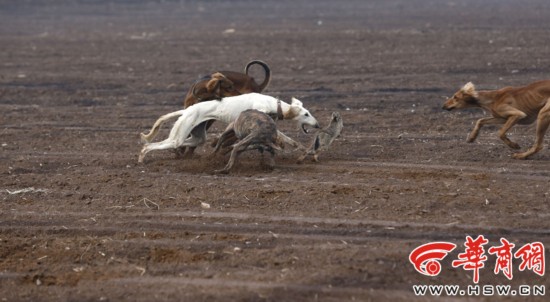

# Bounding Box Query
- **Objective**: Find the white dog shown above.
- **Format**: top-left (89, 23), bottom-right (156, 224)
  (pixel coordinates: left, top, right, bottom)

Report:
top-left (138, 93), bottom-right (319, 163)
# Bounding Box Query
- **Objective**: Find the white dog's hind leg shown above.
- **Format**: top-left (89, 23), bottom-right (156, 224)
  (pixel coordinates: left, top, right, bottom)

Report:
top-left (139, 139), bottom-right (179, 163)
top-left (139, 113), bottom-right (196, 163)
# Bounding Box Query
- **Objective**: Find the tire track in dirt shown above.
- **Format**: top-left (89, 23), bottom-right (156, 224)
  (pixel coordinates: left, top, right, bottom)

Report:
top-left (350, 161), bottom-right (550, 181)
top-left (109, 276), bottom-right (403, 297)
top-left (2, 210), bottom-right (549, 243)
top-left (3, 147), bottom-right (550, 180)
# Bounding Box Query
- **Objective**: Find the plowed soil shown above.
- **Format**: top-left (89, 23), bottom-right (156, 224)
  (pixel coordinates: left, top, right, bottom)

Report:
top-left (1, 1), bottom-right (549, 301)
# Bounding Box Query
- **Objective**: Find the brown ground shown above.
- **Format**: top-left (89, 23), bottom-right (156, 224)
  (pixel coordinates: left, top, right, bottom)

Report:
top-left (1, 0), bottom-right (550, 301)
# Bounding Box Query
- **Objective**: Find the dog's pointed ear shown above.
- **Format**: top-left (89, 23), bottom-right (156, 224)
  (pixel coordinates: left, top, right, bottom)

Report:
top-left (206, 72), bottom-right (232, 93)
top-left (206, 77), bottom-right (221, 93)
top-left (291, 97), bottom-right (303, 107)
top-left (461, 82), bottom-right (477, 96)
top-left (284, 105), bottom-right (301, 120)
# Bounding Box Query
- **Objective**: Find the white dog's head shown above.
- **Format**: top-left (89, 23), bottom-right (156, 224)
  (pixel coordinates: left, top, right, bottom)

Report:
top-left (285, 97), bottom-right (320, 133)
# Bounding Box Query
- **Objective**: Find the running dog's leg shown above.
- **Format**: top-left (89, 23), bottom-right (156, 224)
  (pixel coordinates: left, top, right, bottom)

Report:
top-left (497, 113), bottom-right (526, 149)
top-left (215, 134), bottom-right (255, 174)
top-left (139, 139), bottom-right (178, 163)
top-left (177, 120), bottom-right (211, 158)
top-left (263, 146), bottom-right (276, 169)
top-left (512, 100), bottom-right (550, 159)
top-left (277, 131), bottom-right (305, 151)
top-left (139, 114), bottom-right (195, 163)
top-left (467, 117), bottom-right (504, 143)
top-left (211, 123), bottom-right (236, 155)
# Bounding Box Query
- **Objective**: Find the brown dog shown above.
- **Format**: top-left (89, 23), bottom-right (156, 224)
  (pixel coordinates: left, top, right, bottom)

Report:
top-left (178, 60), bottom-right (271, 158)
top-left (442, 80), bottom-right (550, 159)
top-left (183, 60), bottom-right (271, 108)
top-left (211, 109), bottom-right (282, 174)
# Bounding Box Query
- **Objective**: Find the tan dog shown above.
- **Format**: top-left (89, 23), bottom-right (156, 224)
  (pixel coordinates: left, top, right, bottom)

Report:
top-left (179, 60), bottom-right (271, 158)
top-left (442, 80), bottom-right (550, 159)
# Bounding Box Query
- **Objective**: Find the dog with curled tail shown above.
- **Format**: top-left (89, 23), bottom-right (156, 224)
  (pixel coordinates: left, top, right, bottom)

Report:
top-left (178, 60), bottom-right (271, 158)
top-left (183, 60), bottom-right (271, 108)
top-left (138, 93), bottom-right (319, 163)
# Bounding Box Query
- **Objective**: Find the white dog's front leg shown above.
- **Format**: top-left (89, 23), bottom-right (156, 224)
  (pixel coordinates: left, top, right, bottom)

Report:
top-left (181, 135), bottom-right (205, 147)
top-left (181, 122), bottom-right (208, 147)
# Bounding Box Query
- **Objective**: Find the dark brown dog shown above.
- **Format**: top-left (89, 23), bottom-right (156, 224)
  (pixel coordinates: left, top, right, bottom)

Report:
top-left (183, 60), bottom-right (271, 108)
top-left (178, 60), bottom-right (271, 158)
top-left (443, 80), bottom-right (550, 159)
top-left (212, 109), bottom-right (282, 174)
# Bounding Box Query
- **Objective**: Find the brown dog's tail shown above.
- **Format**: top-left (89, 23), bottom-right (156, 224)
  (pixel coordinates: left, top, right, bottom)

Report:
top-left (245, 60), bottom-right (271, 92)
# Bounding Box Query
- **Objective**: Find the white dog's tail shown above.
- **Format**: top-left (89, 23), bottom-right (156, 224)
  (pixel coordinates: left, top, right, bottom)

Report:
top-left (140, 109), bottom-right (186, 143)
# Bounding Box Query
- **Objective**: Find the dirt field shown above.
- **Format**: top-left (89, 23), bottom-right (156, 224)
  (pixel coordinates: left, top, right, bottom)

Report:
top-left (1, 0), bottom-right (550, 301)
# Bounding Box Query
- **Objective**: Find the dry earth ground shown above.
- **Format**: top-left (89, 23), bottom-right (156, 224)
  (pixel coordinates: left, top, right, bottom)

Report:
top-left (1, 0), bottom-right (550, 301)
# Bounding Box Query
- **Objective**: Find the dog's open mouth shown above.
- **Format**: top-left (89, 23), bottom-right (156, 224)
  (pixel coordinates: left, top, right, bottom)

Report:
top-left (301, 123), bottom-right (320, 134)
